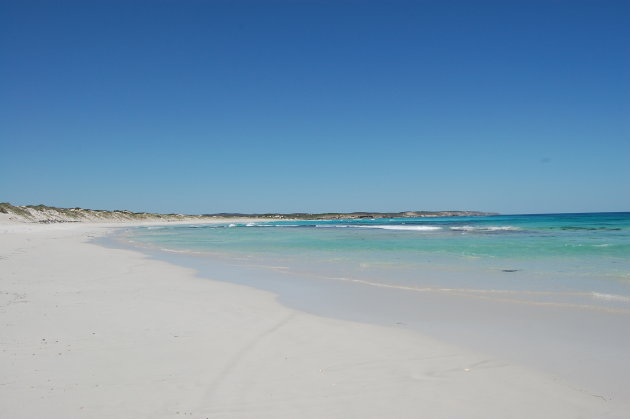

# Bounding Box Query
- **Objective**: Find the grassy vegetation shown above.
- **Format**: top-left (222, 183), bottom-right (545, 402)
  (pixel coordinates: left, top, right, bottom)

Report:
top-left (1, 202), bottom-right (496, 223)
top-left (0, 203), bottom-right (33, 219)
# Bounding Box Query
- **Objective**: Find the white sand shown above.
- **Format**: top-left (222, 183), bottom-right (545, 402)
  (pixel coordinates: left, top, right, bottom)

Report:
top-left (1, 222), bottom-right (626, 418)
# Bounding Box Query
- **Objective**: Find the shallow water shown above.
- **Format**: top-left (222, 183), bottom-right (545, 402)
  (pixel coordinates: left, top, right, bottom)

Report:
top-left (126, 213), bottom-right (630, 312)
top-left (105, 212), bottom-right (630, 402)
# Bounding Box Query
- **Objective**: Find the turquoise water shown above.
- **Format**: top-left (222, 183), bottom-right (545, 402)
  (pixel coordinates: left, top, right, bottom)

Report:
top-left (126, 213), bottom-right (630, 310)
top-left (119, 212), bottom-right (630, 401)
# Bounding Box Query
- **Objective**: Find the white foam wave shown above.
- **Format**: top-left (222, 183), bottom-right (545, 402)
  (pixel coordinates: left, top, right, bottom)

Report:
top-left (315, 224), bottom-right (442, 231)
top-left (364, 225), bottom-right (442, 231)
top-left (158, 247), bottom-right (191, 253)
top-left (315, 225), bottom-right (351, 228)
top-left (450, 226), bottom-right (521, 232)
top-left (241, 224), bottom-right (302, 227)
top-left (591, 293), bottom-right (630, 303)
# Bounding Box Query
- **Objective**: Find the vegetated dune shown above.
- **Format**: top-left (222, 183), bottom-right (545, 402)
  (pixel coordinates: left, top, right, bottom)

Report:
top-left (0, 202), bottom-right (497, 224)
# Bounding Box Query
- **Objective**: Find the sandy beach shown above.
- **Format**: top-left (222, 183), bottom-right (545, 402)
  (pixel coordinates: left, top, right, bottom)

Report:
top-left (4, 0), bottom-right (627, 416)
top-left (1, 221), bottom-right (627, 418)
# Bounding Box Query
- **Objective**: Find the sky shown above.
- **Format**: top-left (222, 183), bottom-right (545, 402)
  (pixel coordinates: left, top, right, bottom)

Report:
top-left (1, 0), bottom-right (628, 214)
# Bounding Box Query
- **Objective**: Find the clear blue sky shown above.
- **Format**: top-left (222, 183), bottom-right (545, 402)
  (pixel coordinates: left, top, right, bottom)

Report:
top-left (1, 0), bottom-right (628, 214)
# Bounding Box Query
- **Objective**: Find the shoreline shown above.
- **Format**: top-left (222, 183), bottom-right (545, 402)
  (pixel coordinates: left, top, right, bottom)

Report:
top-left (1, 222), bottom-right (628, 417)
top-left (112, 226), bottom-right (630, 405)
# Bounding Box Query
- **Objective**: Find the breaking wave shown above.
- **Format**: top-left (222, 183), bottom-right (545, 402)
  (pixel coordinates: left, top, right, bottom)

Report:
top-left (314, 225), bottom-right (442, 231)
top-left (356, 225), bottom-right (443, 231)
top-left (450, 226), bottom-right (521, 232)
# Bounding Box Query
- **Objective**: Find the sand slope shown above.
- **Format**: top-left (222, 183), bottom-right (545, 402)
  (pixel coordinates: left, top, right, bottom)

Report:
top-left (0, 223), bottom-right (624, 418)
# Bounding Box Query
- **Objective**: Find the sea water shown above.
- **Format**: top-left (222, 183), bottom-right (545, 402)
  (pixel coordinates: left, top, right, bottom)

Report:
top-left (125, 212), bottom-right (630, 313)
top-left (118, 212), bottom-right (630, 399)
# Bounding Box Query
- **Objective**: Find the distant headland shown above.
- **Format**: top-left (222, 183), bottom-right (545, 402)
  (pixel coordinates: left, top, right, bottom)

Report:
top-left (0, 202), bottom-right (497, 224)
top-left (210, 210), bottom-right (498, 220)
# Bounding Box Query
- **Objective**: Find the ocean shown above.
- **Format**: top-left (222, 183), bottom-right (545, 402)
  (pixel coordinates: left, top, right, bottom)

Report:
top-left (124, 212), bottom-right (630, 313)
top-left (114, 212), bottom-right (630, 398)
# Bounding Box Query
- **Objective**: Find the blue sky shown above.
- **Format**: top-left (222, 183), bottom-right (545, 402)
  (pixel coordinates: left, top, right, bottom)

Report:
top-left (1, 0), bottom-right (628, 214)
